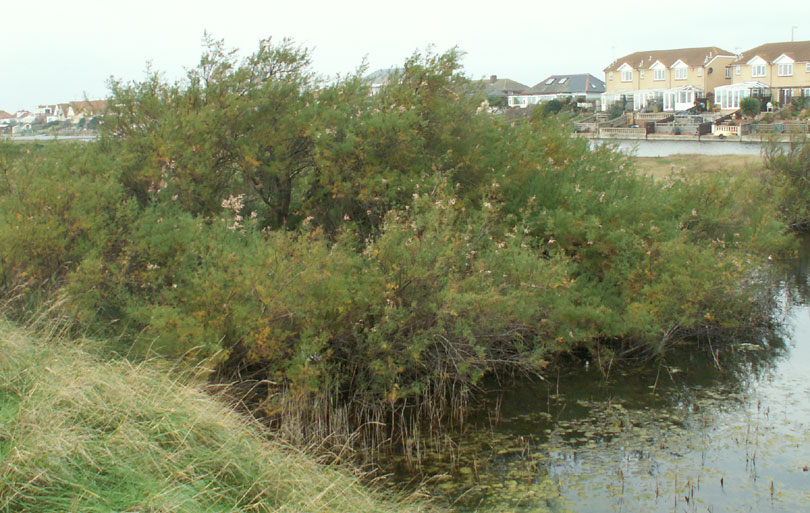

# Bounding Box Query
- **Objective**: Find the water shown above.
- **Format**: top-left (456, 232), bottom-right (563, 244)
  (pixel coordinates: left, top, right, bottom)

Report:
top-left (592, 139), bottom-right (783, 157)
top-left (2, 135), bottom-right (97, 142)
top-left (392, 239), bottom-right (810, 512)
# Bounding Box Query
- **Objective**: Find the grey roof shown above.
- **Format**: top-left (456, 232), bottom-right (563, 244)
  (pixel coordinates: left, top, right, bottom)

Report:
top-left (523, 74), bottom-right (605, 95)
top-left (365, 68), bottom-right (402, 85)
top-left (479, 76), bottom-right (530, 97)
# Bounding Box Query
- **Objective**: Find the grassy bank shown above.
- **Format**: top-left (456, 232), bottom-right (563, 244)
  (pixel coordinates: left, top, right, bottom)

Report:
top-left (0, 322), bottom-right (433, 513)
top-left (635, 154), bottom-right (764, 180)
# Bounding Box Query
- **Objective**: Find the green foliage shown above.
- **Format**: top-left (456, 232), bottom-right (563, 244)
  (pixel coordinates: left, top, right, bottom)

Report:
top-left (764, 138), bottom-right (810, 231)
top-left (0, 37), bottom-right (794, 452)
top-left (740, 97), bottom-right (761, 118)
top-left (607, 101), bottom-right (625, 120)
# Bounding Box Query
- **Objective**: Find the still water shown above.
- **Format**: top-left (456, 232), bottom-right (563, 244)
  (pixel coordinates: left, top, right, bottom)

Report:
top-left (593, 140), bottom-right (779, 157)
top-left (394, 240), bottom-right (810, 512)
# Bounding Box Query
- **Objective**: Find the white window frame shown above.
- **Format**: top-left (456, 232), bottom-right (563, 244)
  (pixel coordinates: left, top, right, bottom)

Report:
top-left (736, 65), bottom-right (741, 75)
top-left (778, 63), bottom-right (793, 76)
top-left (804, 88), bottom-right (810, 96)
top-left (806, 63), bottom-right (810, 73)
top-left (725, 67), bottom-right (732, 79)
top-left (697, 68), bottom-right (703, 77)
top-left (654, 69), bottom-right (665, 81)
top-left (639, 71), bottom-right (645, 79)
top-left (621, 70), bottom-right (632, 82)
top-left (752, 64), bottom-right (766, 78)
top-left (608, 71), bottom-right (614, 80)
top-left (675, 67), bottom-right (687, 80)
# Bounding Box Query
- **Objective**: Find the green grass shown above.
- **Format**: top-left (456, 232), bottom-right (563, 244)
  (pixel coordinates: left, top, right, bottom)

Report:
top-left (0, 322), bottom-right (434, 513)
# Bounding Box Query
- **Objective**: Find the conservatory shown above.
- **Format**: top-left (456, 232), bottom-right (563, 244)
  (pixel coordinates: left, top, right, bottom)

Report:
top-left (714, 81), bottom-right (770, 110)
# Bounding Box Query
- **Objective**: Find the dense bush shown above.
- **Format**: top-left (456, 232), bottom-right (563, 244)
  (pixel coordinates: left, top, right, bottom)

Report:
top-left (740, 97), bottom-right (761, 118)
top-left (764, 138), bottom-right (810, 231)
top-left (0, 37), bottom-right (794, 452)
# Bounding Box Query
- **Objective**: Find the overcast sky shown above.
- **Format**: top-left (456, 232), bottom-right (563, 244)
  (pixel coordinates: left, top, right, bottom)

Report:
top-left (2, 0), bottom-right (808, 112)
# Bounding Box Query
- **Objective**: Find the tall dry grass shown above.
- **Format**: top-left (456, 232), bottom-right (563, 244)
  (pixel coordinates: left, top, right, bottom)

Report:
top-left (0, 322), bottom-right (435, 513)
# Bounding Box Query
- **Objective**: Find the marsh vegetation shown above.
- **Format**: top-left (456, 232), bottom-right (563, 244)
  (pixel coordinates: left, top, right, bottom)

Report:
top-left (2, 36), bottom-right (810, 512)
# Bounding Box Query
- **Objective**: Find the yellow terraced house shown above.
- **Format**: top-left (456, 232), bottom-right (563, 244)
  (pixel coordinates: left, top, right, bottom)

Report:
top-left (602, 46), bottom-right (735, 112)
top-left (714, 41), bottom-right (810, 110)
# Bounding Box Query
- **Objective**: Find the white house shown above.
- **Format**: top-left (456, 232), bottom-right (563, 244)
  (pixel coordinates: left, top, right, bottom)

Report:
top-left (509, 74), bottom-right (605, 108)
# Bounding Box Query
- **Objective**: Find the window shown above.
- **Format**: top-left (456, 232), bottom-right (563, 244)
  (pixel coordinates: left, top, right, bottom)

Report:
top-left (804, 88), bottom-right (810, 97)
top-left (725, 67), bottom-right (732, 79)
top-left (675, 67), bottom-right (687, 80)
top-left (778, 63), bottom-right (793, 76)
top-left (639, 71), bottom-right (645, 79)
top-left (621, 70), bottom-right (632, 82)
top-left (752, 64), bottom-right (766, 77)
top-left (807, 63), bottom-right (810, 73)
top-left (697, 68), bottom-right (703, 77)
top-left (609, 71), bottom-right (614, 80)
top-left (558, 77), bottom-right (567, 84)
top-left (736, 65), bottom-right (741, 75)
top-left (654, 69), bottom-right (665, 81)
top-left (546, 78), bottom-right (555, 85)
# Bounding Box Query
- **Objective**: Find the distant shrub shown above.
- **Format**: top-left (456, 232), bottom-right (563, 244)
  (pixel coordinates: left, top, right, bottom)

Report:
top-left (740, 97), bottom-right (761, 118)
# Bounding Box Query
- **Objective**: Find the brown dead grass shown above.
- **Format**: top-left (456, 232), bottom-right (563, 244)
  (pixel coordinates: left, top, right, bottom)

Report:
top-left (635, 154), bottom-right (765, 181)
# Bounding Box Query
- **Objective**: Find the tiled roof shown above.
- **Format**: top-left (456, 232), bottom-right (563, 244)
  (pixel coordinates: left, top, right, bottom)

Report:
top-left (365, 68), bottom-right (402, 85)
top-left (523, 74), bottom-right (605, 95)
top-left (605, 46), bottom-right (734, 72)
top-left (0, 110), bottom-right (14, 120)
top-left (478, 76), bottom-right (529, 97)
top-left (70, 100), bottom-right (107, 115)
top-left (736, 40), bottom-right (810, 63)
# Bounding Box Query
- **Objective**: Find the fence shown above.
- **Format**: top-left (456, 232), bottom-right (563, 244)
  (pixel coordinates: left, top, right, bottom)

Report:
top-left (598, 127), bottom-right (647, 138)
top-left (713, 123), bottom-right (753, 136)
top-left (653, 121), bottom-right (713, 136)
top-left (599, 114), bottom-right (630, 128)
top-left (574, 114), bottom-right (598, 133)
top-left (634, 113), bottom-right (673, 123)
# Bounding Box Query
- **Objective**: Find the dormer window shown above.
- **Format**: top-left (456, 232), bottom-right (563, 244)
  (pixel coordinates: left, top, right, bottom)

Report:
top-left (752, 64), bottom-right (766, 77)
top-left (778, 63), bottom-right (793, 76)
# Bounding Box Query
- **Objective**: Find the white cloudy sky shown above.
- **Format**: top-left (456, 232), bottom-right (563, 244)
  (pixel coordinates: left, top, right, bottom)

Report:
top-left (1, 0), bottom-right (808, 111)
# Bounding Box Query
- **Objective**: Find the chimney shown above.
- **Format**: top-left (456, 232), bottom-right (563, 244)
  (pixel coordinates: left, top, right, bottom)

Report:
top-left (490, 75), bottom-right (497, 83)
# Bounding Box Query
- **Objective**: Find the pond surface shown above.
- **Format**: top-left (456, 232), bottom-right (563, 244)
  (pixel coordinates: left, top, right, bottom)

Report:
top-left (389, 239), bottom-right (810, 512)
top-left (594, 139), bottom-right (784, 157)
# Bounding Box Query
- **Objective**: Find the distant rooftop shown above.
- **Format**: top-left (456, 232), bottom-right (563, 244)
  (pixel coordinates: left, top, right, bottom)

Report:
top-left (478, 75), bottom-right (529, 97)
top-left (365, 68), bottom-right (402, 85)
top-left (604, 46), bottom-right (734, 72)
top-left (523, 74), bottom-right (605, 95)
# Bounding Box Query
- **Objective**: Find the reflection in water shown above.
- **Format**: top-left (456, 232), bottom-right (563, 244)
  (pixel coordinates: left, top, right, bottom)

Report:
top-left (391, 238), bottom-right (810, 512)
